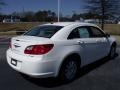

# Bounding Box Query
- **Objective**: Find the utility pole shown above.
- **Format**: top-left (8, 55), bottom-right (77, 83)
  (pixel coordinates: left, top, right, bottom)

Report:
top-left (58, 0), bottom-right (60, 22)
top-left (101, 0), bottom-right (105, 30)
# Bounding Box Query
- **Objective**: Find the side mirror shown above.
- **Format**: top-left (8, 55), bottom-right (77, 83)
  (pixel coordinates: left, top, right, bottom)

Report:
top-left (105, 33), bottom-right (110, 37)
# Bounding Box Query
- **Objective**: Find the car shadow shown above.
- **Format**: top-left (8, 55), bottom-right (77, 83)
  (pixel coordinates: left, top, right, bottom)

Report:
top-left (77, 53), bottom-right (119, 79)
top-left (21, 53), bottom-right (119, 88)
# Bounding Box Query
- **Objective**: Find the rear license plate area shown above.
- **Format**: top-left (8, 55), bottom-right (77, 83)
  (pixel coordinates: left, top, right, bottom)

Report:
top-left (11, 58), bottom-right (17, 66)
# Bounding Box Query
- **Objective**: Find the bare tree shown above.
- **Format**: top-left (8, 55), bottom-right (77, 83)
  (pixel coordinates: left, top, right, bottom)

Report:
top-left (84, 0), bottom-right (120, 29)
top-left (0, 0), bottom-right (6, 9)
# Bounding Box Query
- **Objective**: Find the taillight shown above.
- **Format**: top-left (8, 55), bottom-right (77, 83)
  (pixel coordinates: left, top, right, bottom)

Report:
top-left (9, 40), bottom-right (11, 48)
top-left (24, 44), bottom-right (54, 55)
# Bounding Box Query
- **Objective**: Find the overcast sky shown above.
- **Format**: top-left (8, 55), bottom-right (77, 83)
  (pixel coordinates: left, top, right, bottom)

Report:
top-left (1, 0), bottom-right (85, 16)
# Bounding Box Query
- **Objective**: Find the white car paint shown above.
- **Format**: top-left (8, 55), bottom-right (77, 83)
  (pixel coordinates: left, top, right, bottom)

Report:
top-left (6, 22), bottom-right (116, 78)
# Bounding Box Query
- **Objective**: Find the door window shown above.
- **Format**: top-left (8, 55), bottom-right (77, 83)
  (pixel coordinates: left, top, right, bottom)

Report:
top-left (78, 27), bottom-right (90, 38)
top-left (90, 27), bottom-right (105, 37)
top-left (68, 27), bottom-right (90, 39)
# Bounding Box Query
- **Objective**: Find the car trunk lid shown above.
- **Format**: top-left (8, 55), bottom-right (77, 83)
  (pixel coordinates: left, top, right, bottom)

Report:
top-left (11, 36), bottom-right (53, 55)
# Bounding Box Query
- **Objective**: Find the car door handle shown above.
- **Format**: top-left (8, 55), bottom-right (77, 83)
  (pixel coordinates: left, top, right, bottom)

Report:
top-left (77, 40), bottom-right (85, 44)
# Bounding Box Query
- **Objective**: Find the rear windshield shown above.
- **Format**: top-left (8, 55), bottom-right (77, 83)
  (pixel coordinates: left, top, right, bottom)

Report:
top-left (24, 25), bottom-right (63, 38)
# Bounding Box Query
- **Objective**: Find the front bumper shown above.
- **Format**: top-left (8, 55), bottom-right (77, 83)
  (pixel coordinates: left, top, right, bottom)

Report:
top-left (6, 49), bottom-right (59, 78)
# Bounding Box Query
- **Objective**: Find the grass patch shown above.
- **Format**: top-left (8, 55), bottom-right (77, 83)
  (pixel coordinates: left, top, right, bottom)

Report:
top-left (0, 22), bottom-right (45, 32)
top-left (0, 23), bottom-right (119, 44)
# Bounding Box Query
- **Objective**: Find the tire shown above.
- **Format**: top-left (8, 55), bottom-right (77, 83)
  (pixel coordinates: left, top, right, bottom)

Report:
top-left (59, 57), bottom-right (79, 82)
top-left (108, 45), bottom-right (116, 59)
top-left (19, 72), bottom-right (28, 77)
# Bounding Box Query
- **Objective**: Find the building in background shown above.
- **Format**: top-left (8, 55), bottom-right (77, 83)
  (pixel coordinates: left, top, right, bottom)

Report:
top-left (0, 15), bottom-right (21, 23)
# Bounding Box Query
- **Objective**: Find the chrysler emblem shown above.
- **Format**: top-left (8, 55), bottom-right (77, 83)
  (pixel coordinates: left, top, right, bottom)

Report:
top-left (14, 44), bottom-right (21, 48)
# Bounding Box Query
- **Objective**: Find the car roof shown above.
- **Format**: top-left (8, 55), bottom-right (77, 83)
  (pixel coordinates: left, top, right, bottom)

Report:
top-left (43, 22), bottom-right (96, 27)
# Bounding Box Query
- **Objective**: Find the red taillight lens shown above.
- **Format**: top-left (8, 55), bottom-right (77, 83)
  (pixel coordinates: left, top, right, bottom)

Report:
top-left (24, 44), bottom-right (54, 55)
top-left (9, 40), bottom-right (11, 48)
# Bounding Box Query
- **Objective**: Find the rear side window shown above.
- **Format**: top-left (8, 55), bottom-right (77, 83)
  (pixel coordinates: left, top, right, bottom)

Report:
top-left (24, 25), bottom-right (63, 38)
top-left (68, 28), bottom-right (80, 39)
top-left (68, 26), bottom-right (90, 39)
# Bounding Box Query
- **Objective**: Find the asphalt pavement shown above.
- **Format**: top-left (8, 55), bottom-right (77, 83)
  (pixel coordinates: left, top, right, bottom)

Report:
top-left (0, 40), bottom-right (120, 90)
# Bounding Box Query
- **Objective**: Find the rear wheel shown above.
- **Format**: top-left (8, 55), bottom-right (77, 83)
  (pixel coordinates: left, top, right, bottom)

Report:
top-left (19, 72), bottom-right (29, 78)
top-left (59, 57), bottom-right (79, 82)
top-left (109, 44), bottom-right (116, 59)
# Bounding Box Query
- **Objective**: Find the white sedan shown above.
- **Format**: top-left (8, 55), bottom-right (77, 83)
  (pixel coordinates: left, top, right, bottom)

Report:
top-left (6, 22), bottom-right (117, 81)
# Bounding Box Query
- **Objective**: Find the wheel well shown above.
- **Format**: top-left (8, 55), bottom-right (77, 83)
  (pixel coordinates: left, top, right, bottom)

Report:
top-left (58, 53), bottom-right (81, 75)
top-left (64, 54), bottom-right (81, 66)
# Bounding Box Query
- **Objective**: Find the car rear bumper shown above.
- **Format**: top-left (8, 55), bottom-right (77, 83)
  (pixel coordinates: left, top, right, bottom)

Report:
top-left (6, 49), bottom-right (59, 78)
